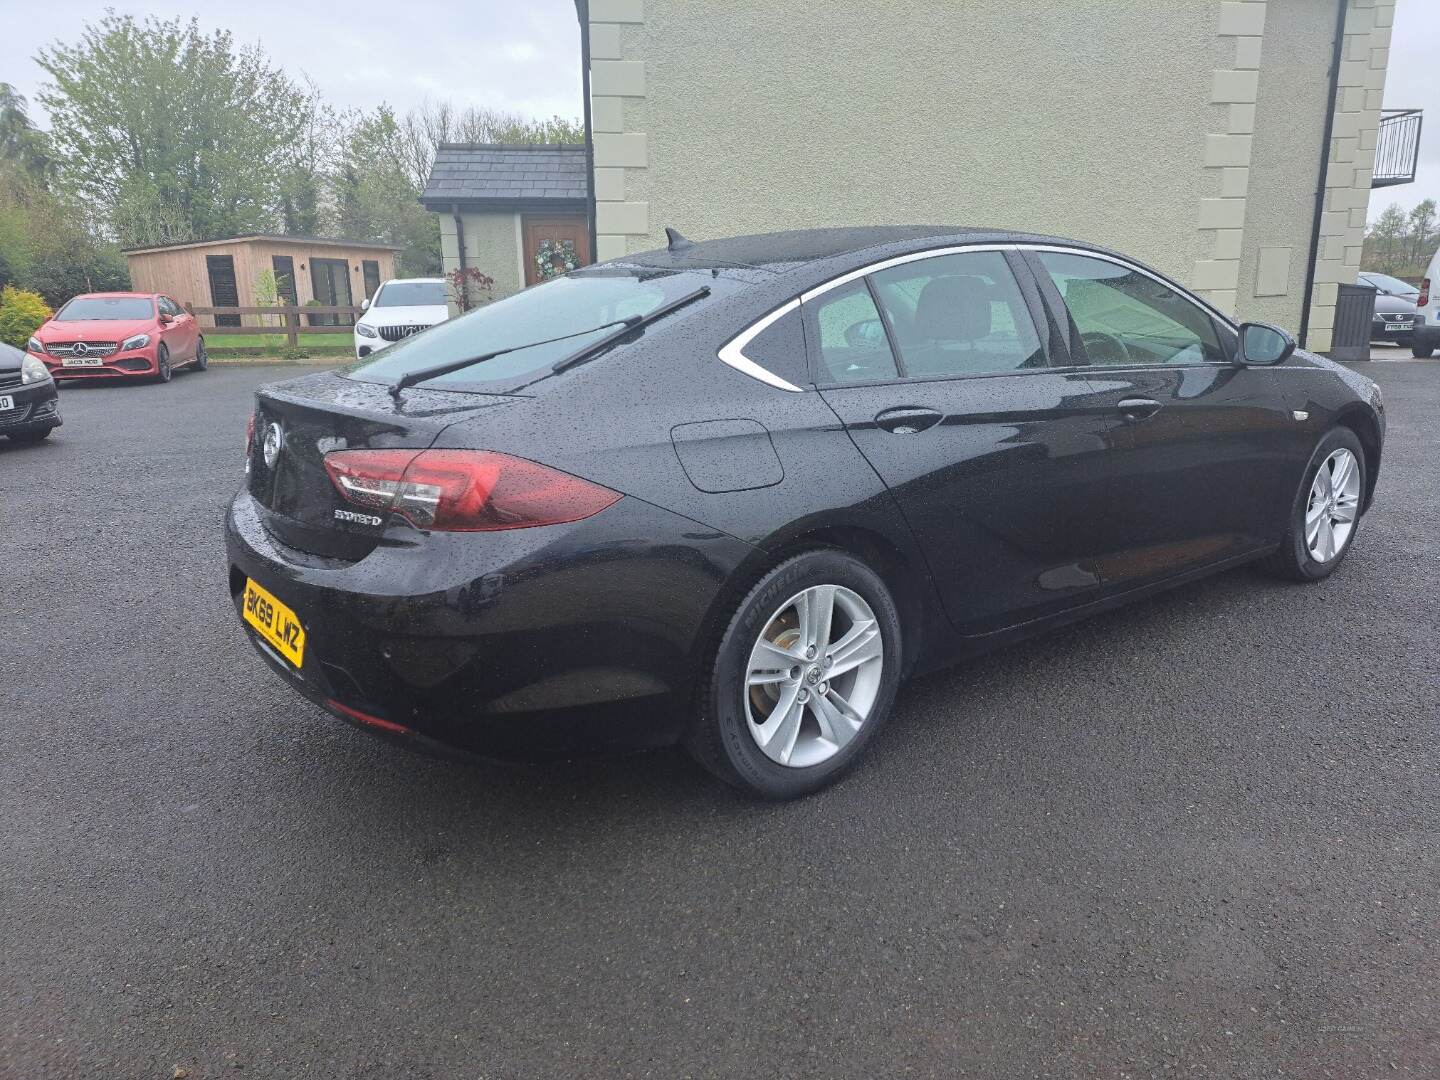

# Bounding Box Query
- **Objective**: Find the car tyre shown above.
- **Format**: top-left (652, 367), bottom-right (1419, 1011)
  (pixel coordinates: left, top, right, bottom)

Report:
top-left (193, 337), bottom-right (208, 371)
top-left (155, 344), bottom-right (172, 383)
top-left (1258, 426), bottom-right (1366, 582)
top-left (1412, 342), bottom-right (1435, 359)
top-left (687, 549), bottom-right (903, 799)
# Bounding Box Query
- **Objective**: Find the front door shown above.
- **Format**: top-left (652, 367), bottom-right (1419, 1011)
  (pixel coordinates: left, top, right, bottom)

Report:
top-left (522, 215), bottom-right (591, 286)
top-left (309, 258), bottom-right (354, 326)
top-left (811, 249), bottom-right (1131, 637)
top-left (159, 296), bottom-right (198, 360)
top-left (206, 255), bottom-right (240, 327)
top-left (1025, 249), bottom-right (1300, 587)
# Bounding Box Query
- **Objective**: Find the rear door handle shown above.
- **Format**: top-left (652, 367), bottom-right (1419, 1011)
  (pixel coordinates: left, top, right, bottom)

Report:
top-left (1117, 398), bottom-right (1162, 422)
top-left (874, 406), bottom-right (943, 434)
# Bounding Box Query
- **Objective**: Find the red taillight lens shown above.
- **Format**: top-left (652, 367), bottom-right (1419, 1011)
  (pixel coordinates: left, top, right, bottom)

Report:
top-left (245, 414), bottom-right (255, 458)
top-left (1419, 277), bottom-right (1431, 308)
top-left (323, 449), bottom-right (621, 532)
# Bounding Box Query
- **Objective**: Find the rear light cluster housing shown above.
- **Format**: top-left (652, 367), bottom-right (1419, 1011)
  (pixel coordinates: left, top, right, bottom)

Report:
top-left (1419, 277), bottom-right (1431, 309)
top-left (322, 448), bottom-right (621, 532)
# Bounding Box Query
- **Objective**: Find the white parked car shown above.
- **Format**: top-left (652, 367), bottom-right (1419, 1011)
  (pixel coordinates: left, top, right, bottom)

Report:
top-left (1411, 247), bottom-right (1440, 358)
top-left (353, 278), bottom-right (449, 359)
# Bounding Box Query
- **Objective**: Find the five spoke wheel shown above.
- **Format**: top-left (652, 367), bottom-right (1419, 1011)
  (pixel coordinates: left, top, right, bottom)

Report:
top-left (1304, 447), bottom-right (1361, 563)
top-left (744, 584), bottom-right (885, 768)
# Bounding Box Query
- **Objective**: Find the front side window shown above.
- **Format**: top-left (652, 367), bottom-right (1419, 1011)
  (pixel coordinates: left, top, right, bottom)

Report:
top-left (869, 251), bottom-right (1044, 377)
top-left (1038, 251), bottom-right (1226, 367)
top-left (808, 280), bottom-right (899, 384)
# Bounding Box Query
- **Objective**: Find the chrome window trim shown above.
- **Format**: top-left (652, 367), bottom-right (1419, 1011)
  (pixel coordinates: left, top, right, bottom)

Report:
top-left (718, 241), bottom-right (1239, 392)
top-left (716, 298), bottom-right (805, 392)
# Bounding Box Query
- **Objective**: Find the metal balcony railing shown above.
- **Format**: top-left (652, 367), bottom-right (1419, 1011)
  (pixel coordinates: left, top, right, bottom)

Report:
top-left (1372, 109), bottom-right (1422, 188)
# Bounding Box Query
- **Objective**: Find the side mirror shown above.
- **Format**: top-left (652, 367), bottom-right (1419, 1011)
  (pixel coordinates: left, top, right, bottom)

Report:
top-left (360, 297), bottom-right (370, 311)
top-left (159, 312), bottom-right (174, 325)
top-left (1237, 321), bottom-right (1295, 366)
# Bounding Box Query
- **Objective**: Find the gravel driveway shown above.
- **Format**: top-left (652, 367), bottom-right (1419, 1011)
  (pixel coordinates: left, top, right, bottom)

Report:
top-left (2, 361), bottom-right (1436, 1078)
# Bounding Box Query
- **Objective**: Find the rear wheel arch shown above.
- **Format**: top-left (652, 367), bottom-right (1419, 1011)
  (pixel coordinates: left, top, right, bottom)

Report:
top-left (690, 524), bottom-right (929, 691)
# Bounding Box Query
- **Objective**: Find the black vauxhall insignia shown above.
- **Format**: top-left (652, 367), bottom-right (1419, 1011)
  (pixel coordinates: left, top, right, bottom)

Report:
top-left (227, 227), bottom-right (1385, 798)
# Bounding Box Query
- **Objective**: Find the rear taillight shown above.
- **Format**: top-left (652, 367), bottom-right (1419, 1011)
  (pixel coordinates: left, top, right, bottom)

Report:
top-left (323, 449), bottom-right (621, 532)
top-left (1419, 277), bottom-right (1431, 308)
top-left (245, 414), bottom-right (255, 458)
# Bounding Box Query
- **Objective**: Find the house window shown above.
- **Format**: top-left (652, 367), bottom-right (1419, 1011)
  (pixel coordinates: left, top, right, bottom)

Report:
top-left (271, 256), bottom-right (299, 305)
top-left (363, 260), bottom-right (381, 300)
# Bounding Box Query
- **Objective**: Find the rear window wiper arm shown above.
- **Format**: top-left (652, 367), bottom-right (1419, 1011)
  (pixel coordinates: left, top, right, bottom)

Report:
top-left (547, 286), bottom-right (711, 375)
top-left (388, 285), bottom-right (710, 398)
top-left (389, 317), bottom-right (640, 399)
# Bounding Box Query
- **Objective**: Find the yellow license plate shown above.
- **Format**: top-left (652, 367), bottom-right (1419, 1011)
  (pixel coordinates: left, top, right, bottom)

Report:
top-left (242, 578), bottom-right (306, 668)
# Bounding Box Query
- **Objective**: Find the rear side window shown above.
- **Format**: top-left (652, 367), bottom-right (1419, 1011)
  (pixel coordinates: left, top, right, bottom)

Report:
top-left (1038, 251), bottom-right (1226, 366)
top-left (808, 280), bottom-right (899, 384)
top-left (869, 251), bottom-right (1045, 376)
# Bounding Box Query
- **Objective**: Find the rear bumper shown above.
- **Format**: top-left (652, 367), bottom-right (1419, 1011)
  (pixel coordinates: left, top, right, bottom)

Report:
top-left (0, 378), bottom-right (61, 433)
top-left (224, 489), bottom-right (756, 759)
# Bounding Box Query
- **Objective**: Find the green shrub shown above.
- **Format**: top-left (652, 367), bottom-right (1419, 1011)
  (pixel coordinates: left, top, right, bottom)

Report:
top-left (280, 347), bottom-right (308, 360)
top-left (0, 286), bottom-right (53, 348)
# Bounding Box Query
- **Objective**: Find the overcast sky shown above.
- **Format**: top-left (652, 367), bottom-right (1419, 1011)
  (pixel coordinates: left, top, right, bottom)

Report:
top-left (1, 0), bottom-right (1435, 220)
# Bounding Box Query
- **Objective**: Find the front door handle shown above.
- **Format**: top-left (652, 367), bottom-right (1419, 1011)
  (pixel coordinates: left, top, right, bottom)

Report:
top-left (874, 406), bottom-right (943, 434)
top-left (1117, 398), bottom-right (1162, 422)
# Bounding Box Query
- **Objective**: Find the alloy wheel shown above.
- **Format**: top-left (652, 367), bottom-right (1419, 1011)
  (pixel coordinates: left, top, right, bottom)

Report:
top-left (744, 584), bottom-right (885, 768)
top-left (1305, 447), bottom-right (1361, 562)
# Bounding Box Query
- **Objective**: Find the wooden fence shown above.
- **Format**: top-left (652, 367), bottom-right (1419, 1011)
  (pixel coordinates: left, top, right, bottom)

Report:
top-left (185, 305), bottom-right (365, 347)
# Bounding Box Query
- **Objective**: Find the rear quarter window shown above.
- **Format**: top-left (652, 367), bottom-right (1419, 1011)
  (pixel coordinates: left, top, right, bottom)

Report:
top-left (741, 306), bottom-right (810, 387)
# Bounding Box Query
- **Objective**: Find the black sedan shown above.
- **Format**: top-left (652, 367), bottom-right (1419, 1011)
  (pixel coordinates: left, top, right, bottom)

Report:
top-left (0, 340), bottom-right (61, 442)
top-left (1359, 271), bottom-right (1420, 344)
top-left (227, 227), bottom-right (1385, 799)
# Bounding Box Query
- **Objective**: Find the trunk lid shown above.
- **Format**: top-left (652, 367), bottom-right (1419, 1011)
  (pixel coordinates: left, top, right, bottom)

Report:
top-left (246, 371), bottom-right (520, 559)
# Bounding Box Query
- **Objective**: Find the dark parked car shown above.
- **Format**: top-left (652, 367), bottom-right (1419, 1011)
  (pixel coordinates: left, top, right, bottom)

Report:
top-left (0, 340), bottom-right (61, 442)
top-left (226, 227), bottom-right (1385, 798)
top-left (1358, 271), bottom-right (1420, 344)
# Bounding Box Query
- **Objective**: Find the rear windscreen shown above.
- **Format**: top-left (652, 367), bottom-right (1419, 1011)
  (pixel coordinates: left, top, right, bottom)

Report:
top-left (346, 269), bottom-right (743, 391)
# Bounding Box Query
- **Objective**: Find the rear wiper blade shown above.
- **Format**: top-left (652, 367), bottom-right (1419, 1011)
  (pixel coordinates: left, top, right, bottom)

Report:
top-left (548, 286), bottom-right (711, 374)
top-left (388, 316), bottom-right (640, 398)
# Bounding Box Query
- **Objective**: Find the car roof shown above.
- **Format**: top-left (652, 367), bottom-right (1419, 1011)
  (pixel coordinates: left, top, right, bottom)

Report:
top-left (621, 225), bottom-right (1086, 272)
top-left (67, 292), bottom-right (160, 299)
top-left (381, 277), bottom-right (445, 284)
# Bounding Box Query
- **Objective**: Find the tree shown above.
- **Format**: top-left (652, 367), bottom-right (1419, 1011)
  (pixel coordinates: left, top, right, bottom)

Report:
top-left (1407, 199), bottom-right (1436, 264)
top-left (393, 101), bottom-right (584, 190)
top-left (0, 165), bottom-right (129, 304)
top-left (333, 106), bottom-right (441, 276)
top-left (1365, 203), bottom-right (1409, 275)
top-left (0, 84), bottom-right (48, 179)
top-left (36, 13), bottom-right (310, 244)
top-left (275, 79), bottom-right (343, 237)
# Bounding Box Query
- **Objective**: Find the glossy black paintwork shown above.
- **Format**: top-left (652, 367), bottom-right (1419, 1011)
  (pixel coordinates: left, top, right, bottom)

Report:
top-left (226, 226), bottom-right (1384, 757)
top-left (0, 342), bottom-right (61, 437)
